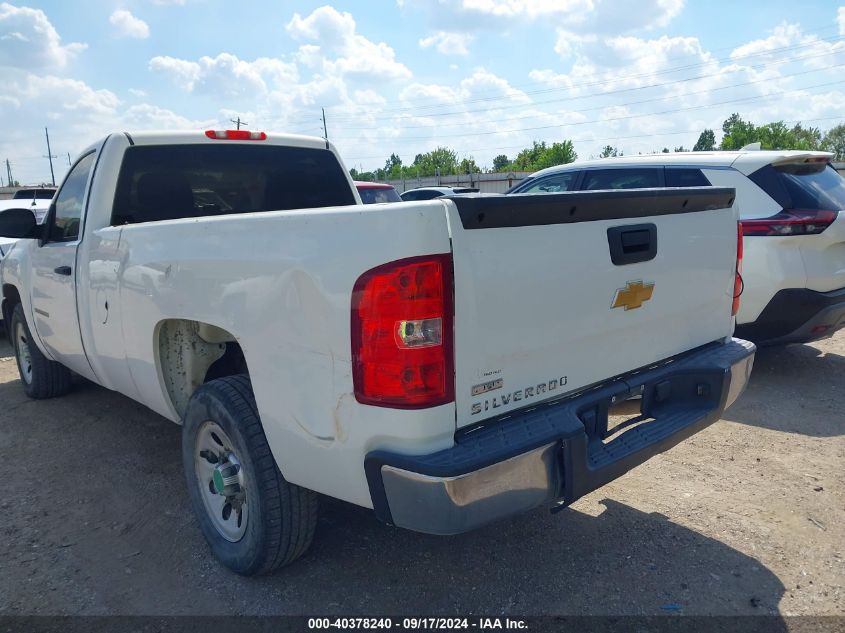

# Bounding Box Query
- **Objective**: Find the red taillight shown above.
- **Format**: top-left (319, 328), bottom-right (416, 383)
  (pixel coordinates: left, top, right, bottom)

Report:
top-left (740, 209), bottom-right (837, 236)
top-left (732, 222), bottom-right (743, 317)
top-left (204, 129), bottom-right (267, 141)
top-left (351, 254), bottom-right (454, 409)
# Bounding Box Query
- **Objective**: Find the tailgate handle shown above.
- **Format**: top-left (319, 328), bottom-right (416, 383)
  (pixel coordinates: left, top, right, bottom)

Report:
top-left (607, 224), bottom-right (657, 266)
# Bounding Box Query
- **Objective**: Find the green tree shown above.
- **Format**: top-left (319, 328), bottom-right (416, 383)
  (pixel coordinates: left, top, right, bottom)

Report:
top-left (693, 129), bottom-right (716, 151)
top-left (821, 123), bottom-right (845, 160)
top-left (492, 154), bottom-right (510, 171)
top-left (789, 123), bottom-right (822, 150)
top-left (599, 145), bottom-right (619, 158)
top-left (458, 157), bottom-right (480, 174)
top-left (661, 147), bottom-right (670, 153)
top-left (673, 146), bottom-right (689, 152)
top-left (512, 141), bottom-right (548, 171)
top-left (533, 140), bottom-right (577, 170)
top-left (720, 113), bottom-right (758, 150)
top-left (384, 153), bottom-right (403, 179)
top-left (412, 146), bottom-right (458, 176)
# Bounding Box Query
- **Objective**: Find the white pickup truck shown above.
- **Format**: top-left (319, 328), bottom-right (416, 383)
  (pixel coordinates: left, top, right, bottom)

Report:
top-left (0, 129), bottom-right (755, 575)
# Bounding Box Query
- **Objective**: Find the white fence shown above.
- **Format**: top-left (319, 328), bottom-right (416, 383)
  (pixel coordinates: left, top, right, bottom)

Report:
top-left (384, 172), bottom-right (531, 194)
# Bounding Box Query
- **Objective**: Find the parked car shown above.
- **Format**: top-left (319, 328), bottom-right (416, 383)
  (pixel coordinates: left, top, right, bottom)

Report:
top-left (354, 181), bottom-right (401, 204)
top-left (12, 187), bottom-right (56, 200)
top-left (509, 151), bottom-right (845, 345)
top-left (0, 129), bottom-right (753, 575)
top-left (400, 186), bottom-right (479, 201)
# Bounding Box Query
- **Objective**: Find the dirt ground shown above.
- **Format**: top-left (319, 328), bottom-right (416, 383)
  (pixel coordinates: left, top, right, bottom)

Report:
top-left (0, 332), bottom-right (842, 617)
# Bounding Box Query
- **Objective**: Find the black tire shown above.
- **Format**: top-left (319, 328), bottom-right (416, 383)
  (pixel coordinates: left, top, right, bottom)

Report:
top-left (10, 303), bottom-right (71, 399)
top-left (182, 375), bottom-right (318, 575)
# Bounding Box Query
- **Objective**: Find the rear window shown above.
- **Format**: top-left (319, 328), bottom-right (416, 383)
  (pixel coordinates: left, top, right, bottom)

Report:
top-left (112, 144), bottom-right (356, 225)
top-left (14, 188), bottom-right (55, 200)
top-left (665, 168), bottom-right (710, 187)
top-left (582, 168), bottom-right (662, 190)
top-left (358, 186), bottom-right (401, 204)
top-left (749, 163), bottom-right (845, 211)
top-left (401, 190), bottom-right (442, 201)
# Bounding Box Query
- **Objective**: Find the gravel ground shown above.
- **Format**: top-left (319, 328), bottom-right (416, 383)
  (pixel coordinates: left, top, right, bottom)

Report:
top-left (0, 332), bottom-right (842, 617)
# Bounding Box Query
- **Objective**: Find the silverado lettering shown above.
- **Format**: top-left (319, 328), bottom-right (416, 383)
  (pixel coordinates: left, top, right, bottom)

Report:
top-left (471, 376), bottom-right (569, 415)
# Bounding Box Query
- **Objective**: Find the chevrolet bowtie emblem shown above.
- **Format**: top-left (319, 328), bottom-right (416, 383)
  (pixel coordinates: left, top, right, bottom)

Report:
top-left (612, 280), bottom-right (655, 311)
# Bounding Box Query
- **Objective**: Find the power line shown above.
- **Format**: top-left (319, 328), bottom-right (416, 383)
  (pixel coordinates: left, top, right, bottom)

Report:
top-left (329, 61), bottom-right (845, 133)
top-left (309, 33), bottom-right (845, 122)
top-left (330, 78), bottom-right (845, 142)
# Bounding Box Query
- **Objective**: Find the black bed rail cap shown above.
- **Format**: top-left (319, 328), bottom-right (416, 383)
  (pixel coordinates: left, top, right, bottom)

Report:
top-left (444, 186), bottom-right (736, 230)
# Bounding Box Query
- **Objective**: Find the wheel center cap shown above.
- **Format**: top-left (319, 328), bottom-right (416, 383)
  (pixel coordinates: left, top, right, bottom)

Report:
top-left (212, 469), bottom-right (226, 494)
top-left (212, 461), bottom-right (241, 495)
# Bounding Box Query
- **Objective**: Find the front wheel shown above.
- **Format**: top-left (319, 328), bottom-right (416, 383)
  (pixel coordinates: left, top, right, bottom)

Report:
top-left (10, 303), bottom-right (71, 399)
top-left (182, 375), bottom-right (318, 575)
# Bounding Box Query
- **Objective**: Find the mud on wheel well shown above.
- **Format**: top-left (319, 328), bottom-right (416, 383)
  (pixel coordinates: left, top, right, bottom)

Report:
top-left (157, 319), bottom-right (250, 420)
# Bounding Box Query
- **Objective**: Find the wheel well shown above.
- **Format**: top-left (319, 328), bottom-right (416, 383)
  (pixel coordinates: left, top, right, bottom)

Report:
top-left (157, 319), bottom-right (249, 420)
top-left (2, 284), bottom-right (21, 342)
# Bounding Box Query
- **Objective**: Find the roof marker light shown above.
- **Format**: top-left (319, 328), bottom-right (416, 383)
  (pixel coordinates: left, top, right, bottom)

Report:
top-left (205, 130), bottom-right (267, 141)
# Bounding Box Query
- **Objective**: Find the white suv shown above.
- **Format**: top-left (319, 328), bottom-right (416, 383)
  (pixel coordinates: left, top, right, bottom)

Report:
top-left (508, 151), bottom-right (845, 345)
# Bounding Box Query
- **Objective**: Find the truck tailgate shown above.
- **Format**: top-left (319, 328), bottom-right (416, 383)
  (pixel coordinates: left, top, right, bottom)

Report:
top-left (444, 188), bottom-right (738, 428)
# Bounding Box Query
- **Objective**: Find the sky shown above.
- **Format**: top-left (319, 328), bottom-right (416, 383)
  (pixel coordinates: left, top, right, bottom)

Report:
top-left (1, 0), bottom-right (845, 184)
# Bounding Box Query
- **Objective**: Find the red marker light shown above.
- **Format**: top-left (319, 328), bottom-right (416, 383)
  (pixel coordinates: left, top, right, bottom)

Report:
top-left (205, 130), bottom-right (267, 141)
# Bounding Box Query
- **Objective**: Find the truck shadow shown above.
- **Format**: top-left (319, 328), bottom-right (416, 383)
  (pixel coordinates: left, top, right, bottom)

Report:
top-left (722, 338), bottom-right (844, 437)
top-left (290, 497), bottom-right (787, 618)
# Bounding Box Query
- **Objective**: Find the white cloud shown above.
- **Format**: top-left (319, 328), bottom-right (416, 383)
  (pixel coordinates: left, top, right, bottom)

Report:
top-left (399, 0), bottom-right (682, 31)
top-left (419, 31), bottom-right (474, 55)
top-left (838, 7), bottom-right (845, 35)
top-left (286, 6), bottom-right (411, 81)
top-left (109, 9), bottom-right (150, 39)
top-left (150, 53), bottom-right (298, 96)
top-left (731, 22), bottom-right (845, 66)
top-left (128, 88), bottom-right (147, 97)
top-left (151, 0), bottom-right (185, 4)
top-left (0, 2), bottom-right (86, 69)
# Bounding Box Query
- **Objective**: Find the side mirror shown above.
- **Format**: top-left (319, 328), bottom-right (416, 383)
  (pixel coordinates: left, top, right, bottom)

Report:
top-left (0, 208), bottom-right (39, 239)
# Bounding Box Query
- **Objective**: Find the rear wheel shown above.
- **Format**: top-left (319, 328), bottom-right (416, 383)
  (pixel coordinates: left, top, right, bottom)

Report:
top-left (10, 303), bottom-right (71, 399)
top-left (182, 375), bottom-right (318, 575)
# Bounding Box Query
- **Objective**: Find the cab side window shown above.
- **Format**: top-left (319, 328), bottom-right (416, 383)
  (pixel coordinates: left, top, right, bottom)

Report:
top-left (50, 152), bottom-right (95, 242)
top-left (521, 172), bottom-right (578, 193)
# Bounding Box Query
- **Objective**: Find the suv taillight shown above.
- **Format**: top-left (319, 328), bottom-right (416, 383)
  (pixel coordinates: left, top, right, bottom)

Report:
top-left (733, 222), bottom-right (743, 317)
top-left (351, 254), bottom-right (454, 408)
top-left (740, 209), bottom-right (837, 236)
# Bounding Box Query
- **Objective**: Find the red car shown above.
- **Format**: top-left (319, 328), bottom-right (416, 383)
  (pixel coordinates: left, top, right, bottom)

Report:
top-left (354, 181), bottom-right (401, 204)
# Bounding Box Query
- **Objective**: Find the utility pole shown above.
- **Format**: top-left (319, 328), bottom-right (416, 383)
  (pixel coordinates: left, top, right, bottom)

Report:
top-left (67, 152), bottom-right (71, 166)
top-left (321, 107), bottom-right (328, 140)
top-left (6, 159), bottom-right (13, 187)
top-left (44, 127), bottom-right (56, 186)
top-left (230, 117), bottom-right (247, 130)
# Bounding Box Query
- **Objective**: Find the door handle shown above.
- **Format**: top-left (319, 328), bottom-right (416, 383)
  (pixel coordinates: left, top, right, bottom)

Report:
top-left (607, 224), bottom-right (657, 266)
top-left (54, 266), bottom-right (72, 276)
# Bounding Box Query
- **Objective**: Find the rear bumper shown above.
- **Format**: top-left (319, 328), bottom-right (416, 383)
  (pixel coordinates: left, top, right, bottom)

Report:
top-left (735, 286), bottom-right (845, 345)
top-left (365, 338), bottom-right (756, 535)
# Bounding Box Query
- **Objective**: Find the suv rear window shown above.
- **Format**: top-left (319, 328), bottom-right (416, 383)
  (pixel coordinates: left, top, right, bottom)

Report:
top-left (582, 168), bottom-right (662, 190)
top-left (13, 188), bottom-right (55, 200)
top-left (112, 144), bottom-right (356, 225)
top-left (358, 187), bottom-right (401, 204)
top-left (749, 163), bottom-right (845, 211)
